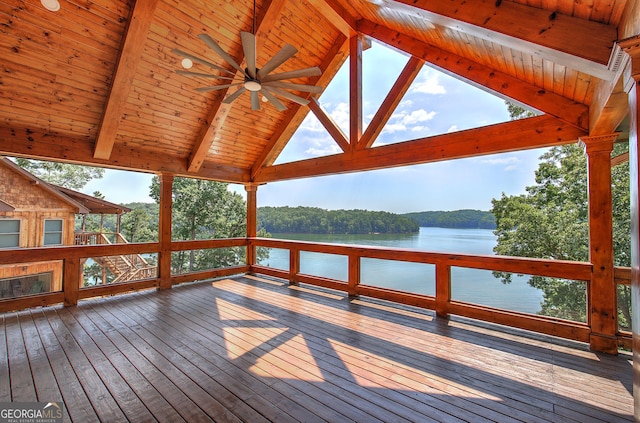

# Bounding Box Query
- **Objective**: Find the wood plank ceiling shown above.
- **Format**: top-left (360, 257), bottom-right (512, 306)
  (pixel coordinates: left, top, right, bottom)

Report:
top-left (0, 0), bottom-right (636, 184)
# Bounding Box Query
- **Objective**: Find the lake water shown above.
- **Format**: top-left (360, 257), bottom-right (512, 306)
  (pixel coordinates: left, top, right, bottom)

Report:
top-left (257, 227), bottom-right (545, 314)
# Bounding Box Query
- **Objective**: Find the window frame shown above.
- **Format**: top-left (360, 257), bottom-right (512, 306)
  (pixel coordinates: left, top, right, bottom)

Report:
top-left (0, 218), bottom-right (21, 249)
top-left (43, 218), bottom-right (64, 246)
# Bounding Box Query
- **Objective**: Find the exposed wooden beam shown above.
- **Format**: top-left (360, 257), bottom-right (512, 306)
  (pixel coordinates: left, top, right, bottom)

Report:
top-left (350, 35), bottom-right (363, 149)
top-left (93, 0), bottom-right (160, 160)
top-left (390, 0), bottom-right (616, 80)
top-left (358, 56), bottom-right (424, 149)
top-left (250, 35), bottom-right (349, 178)
top-left (358, 20), bottom-right (589, 132)
top-left (308, 98), bottom-right (350, 153)
top-left (254, 115), bottom-right (586, 183)
top-left (186, 0), bottom-right (286, 173)
top-left (590, 42), bottom-right (632, 135)
top-left (305, 0), bottom-right (357, 36)
top-left (0, 127), bottom-right (250, 183)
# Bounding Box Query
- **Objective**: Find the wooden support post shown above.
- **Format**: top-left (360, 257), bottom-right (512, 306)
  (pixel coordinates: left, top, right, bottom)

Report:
top-left (290, 247), bottom-right (300, 285)
top-left (158, 173), bottom-right (173, 290)
top-left (349, 35), bottom-right (363, 148)
top-left (580, 133), bottom-right (619, 354)
top-left (618, 35), bottom-right (640, 418)
top-left (348, 254), bottom-right (360, 297)
top-left (63, 257), bottom-right (81, 307)
top-left (435, 263), bottom-right (451, 317)
top-left (245, 184), bottom-right (258, 269)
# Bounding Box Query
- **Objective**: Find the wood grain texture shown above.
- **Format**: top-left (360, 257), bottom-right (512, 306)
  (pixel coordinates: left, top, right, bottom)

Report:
top-left (0, 276), bottom-right (632, 422)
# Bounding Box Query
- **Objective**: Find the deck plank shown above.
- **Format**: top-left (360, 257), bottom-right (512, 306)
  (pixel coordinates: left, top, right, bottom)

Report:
top-left (18, 311), bottom-right (71, 422)
top-left (6, 312), bottom-right (37, 402)
top-left (0, 315), bottom-right (11, 402)
top-left (0, 275), bottom-right (633, 422)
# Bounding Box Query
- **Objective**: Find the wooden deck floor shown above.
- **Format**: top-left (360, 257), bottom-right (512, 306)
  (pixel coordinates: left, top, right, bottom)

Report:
top-left (0, 275), bottom-right (633, 422)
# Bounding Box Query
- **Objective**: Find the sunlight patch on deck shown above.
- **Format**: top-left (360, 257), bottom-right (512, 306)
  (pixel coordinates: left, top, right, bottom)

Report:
top-left (222, 327), bottom-right (288, 359)
top-left (328, 338), bottom-right (501, 400)
top-left (249, 334), bottom-right (325, 382)
top-left (288, 284), bottom-right (346, 300)
top-left (215, 297), bottom-right (277, 321)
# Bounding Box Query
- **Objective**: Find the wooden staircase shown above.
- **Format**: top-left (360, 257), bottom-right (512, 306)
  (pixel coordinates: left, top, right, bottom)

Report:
top-left (75, 232), bottom-right (157, 283)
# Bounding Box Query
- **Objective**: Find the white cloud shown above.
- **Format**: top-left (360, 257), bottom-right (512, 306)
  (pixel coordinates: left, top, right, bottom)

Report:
top-left (480, 156), bottom-right (520, 171)
top-left (402, 109), bottom-right (436, 124)
top-left (447, 125), bottom-right (458, 133)
top-left (411, 72), bottom-right (446, 95)
top-left (303, 133), bottom-right (342, 157)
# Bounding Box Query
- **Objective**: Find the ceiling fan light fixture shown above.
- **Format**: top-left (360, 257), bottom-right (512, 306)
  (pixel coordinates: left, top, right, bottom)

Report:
top-left (244, 79), bottom-right (262, 92)
top-left (181, 58), bottom-right (193, 69)
top-left (41, 0), bottom-right (60, 12)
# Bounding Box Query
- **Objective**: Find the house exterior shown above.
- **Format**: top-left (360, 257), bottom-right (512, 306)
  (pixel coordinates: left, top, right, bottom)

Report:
top-left (0, 157), bottom-right (91, 298)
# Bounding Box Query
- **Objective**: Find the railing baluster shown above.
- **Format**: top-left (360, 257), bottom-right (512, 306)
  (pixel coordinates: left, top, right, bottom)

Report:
top-left (435, 263), bottom-right (451, 317)
top-left (348, 253), bottom-right (360, 297)
top-left (290, 247), bottom-right (300, 285)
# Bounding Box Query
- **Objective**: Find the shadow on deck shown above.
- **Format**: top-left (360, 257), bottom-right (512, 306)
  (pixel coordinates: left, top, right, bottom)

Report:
top-left (0, 275), bottom-right (633, 422)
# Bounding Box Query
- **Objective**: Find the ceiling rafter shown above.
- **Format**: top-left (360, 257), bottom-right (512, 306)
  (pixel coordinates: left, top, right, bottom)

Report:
top-left (358, 20), bottom-right (590, 132)
top-left (308, 98), bottom-right (350, 152)
top-left (254, 115), bottom-right (587, 183)
top-left (0, 127), bottom-right (249, 183)
top-left (350, 35), bottom-right (363, 150)
top-left (305, 0), bottom-right (357, 36)
top-left (93, 0), bottom-right (160, 160)
top-left (186, 0), bottom-right (286, 173)
top-left (358, 56), bottom-right (424, 149)
top-left (391, 0), bottom-right (617, 80)
top-left (250, 35), bottom-right (350, 179)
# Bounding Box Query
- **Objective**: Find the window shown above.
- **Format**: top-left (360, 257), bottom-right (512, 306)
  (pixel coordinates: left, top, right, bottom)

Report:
top-left (44, 219), bottom-right (63, 246)
top-left (0, 219), bottom-right (20, 248)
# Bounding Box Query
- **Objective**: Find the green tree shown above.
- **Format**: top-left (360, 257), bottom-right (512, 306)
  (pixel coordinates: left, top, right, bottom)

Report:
top-left (121, 208), bottom-right (156, 243)
top-left (150, 176), bottom-right (250, 273)
top-left (13, 157), bottom-right (104, 189)
top-left (491, 143), bottom-right (630, 327)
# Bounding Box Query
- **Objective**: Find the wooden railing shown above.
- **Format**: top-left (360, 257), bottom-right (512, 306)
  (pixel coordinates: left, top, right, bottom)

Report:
top-left (248, 238), bottom-right (632, 349)
top-left (0, 237), bottom-right (631, 349)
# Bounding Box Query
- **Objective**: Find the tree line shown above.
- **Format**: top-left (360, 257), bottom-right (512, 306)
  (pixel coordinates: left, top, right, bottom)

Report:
top-left (258, 206), bottom-right (419, 234)
top-left (402, 210), bottom-right (496, 229)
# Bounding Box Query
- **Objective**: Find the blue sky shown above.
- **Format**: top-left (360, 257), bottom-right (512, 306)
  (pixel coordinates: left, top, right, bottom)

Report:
top-left (84, 40), bottom-right (546, 213)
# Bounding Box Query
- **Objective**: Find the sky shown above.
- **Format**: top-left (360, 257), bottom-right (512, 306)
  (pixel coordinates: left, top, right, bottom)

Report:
top-left (83, 40), bottom-right (547, 213)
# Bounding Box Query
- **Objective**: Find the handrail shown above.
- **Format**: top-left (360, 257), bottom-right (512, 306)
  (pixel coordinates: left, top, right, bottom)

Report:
top-left (0, 236), bottom-right (630, 349)
top-left (248, 237), bottom-right (598, 343)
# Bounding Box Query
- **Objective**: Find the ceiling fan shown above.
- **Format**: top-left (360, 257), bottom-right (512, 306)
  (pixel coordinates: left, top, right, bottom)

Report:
top-left (173, 6), bottom-right (323, 112)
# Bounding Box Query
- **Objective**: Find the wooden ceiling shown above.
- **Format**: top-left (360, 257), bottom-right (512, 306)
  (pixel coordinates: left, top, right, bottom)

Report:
top-left (0, 0), bottom-right (638, 185)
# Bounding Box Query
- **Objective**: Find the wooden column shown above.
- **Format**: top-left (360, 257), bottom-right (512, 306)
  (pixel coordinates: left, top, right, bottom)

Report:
top-left (580, 133), bottom-right (618, 354)
top-left (618, 35), bottom-right (640, 419)
top-left (245, 184), bottom-right (258, 269)
top-left (435, 263), bottom-right (451, 318)
top-left (347, 254), bottom-right (360, 297)
top-left (349, 35), bottom-right (363, 148)
top-left (63, 257), bottom-right (81, 307)
top-left (158, 173), bottom-right (173, 290)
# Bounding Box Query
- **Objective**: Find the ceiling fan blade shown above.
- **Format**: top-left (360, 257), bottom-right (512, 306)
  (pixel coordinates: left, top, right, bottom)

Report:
top-left (264, 81), bottom-right (323, 94)
top-left (197, 34), bottom-right (246, 75)
top-left (195, 83), bottom-right (243, 92)
top-left (261, 67), bottom-right (322, 83)
top-left (265, 87), bottom-right (310, 106)
top-left (223, 87), bottom-right (247, 104)
top-left (173, 49), bottom-right (236, 76)
top-left (257, 44), bottom-right (298, 79)
top-left (261, 90), bottom-right (287, 111)
top-left (240, 31), bottom-right (257, 78)
top-left (250, 91), bottom-right (260, 110)
top-left (176, 70), bottom-right (238, 81)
